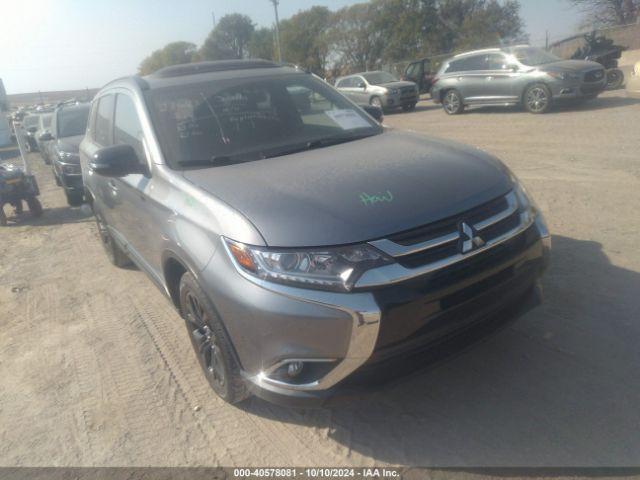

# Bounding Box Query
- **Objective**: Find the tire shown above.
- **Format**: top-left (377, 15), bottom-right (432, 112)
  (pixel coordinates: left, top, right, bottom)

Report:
top-left (442, 89), bottom-right (464, 115)
top-left (523, 83), bottom-right (552, 114)
top-left (402, 103), bottom-right (417, 112)
top-left (54, 174), bottom-right (62, 186)
top-left (179, 272), bottom-right (249, 405)
top-left (27, 197), bottom-right (43, 217)
top-left (95, 212), bottom-right (131, 268)
top-left (65, 189), bottom-right (84, 207)
top-left (0, 206), bottom-right (7, 226)
top-left (369, 96), bottom-right (383, 109)
top-left (605, 69), bottom-right (624, 90)
top-left (43, 156), bottom-right (51, 165)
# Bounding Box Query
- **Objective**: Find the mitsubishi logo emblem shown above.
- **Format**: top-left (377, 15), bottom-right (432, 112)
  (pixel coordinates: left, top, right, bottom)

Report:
top-left (459, 222), bottom-right (485, 254)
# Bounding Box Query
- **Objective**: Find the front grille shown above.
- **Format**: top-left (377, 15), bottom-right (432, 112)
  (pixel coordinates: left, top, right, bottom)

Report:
top-left (581, 83), bottom-right (604, 94)
top-left (400, 86), bottom-right (416, 95)
top-left (370, 224), bottom-right (543, 357)
top-left (371, 191), bottom-right (522, 270)
top-left (584, 69), bottom-right (605, 83)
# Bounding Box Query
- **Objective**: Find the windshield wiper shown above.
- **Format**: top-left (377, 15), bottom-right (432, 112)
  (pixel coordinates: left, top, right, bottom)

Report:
top-left (264, 133), bottom-right (377, 159)
top-left (176, 155), bottom-right (233, 167)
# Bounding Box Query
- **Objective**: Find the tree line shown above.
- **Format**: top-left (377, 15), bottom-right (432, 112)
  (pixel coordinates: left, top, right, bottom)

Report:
top-left (139, 0), bottom-right (528, 77)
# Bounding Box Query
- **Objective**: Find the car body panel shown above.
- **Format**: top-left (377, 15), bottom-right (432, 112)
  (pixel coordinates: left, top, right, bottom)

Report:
top-left (181, 130), bottom-right (513, 247)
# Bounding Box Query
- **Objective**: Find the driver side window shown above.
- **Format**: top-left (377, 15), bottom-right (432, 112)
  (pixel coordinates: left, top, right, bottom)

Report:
top-left (114, 94), bottom-right (147, 169)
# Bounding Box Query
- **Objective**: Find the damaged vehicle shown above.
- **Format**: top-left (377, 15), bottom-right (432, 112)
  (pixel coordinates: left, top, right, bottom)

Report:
top-left (81, 60), bottom-right (550, 406)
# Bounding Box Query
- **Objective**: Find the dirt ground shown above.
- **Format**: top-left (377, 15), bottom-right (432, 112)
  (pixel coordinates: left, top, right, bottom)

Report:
top-left (1, 90), bottom-right (639, 467)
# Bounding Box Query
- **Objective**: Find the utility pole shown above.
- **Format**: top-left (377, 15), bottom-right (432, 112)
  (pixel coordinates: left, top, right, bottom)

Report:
top-left (212, 11), bottom-right (216, 27)
top-left (270, 0), bottom-right (282, 62)
top-left (545, 30), bottom-right (549, 50)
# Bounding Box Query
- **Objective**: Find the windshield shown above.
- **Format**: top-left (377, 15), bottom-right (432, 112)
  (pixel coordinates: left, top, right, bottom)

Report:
top-left (23, 115), bottom-right (39, 127)
top-left (512, 47), bottom-right (561, 66)
top-left (145, 74), bottom-right (382, 169)
top-left (57, 106), bottom-right (90, 137)
top-left (362, 71), bottom-right (397, 85)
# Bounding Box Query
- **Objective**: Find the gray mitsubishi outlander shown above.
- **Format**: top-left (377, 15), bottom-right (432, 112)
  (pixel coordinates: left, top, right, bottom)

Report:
top-left (80, 60), bottom-right (550, 406)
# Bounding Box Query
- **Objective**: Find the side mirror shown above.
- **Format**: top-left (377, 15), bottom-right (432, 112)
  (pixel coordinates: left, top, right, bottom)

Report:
top-left (39, 132), bottom-right (53, 141)
top-left (507, 64), bottom-right (519, 72)
top-left (357, 81), bottom-right (366, 89)
top-left (90, 144), bottom-right (140, 177)
top-left (362, 105), bottom-right (384, 123)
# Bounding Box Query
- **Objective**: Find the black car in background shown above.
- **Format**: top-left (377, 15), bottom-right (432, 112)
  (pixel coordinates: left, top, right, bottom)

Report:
top-left (35, 113), bottom-right (53, 163)
top-left (402, 56), bottom-right (446, 94)
top-left (21, 114), bottom-right (41, 152)
top-left (39, 103), bottom-right (90, 206)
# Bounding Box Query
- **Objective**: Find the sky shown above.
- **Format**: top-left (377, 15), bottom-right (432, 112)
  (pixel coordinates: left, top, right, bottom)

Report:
top-left (0, 0), bottom-right (583, 95)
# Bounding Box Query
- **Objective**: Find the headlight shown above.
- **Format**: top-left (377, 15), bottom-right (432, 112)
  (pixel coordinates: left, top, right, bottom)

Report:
top-left (547, 71), bottom-right (579, 81)
top-left (223, 238), bottom-right (393, 292)
top-left (388, 88), bottom-right (399, 95)
top-left (61, 163), bottom-right (81, 175)
top-left (58, 151), bottom-right (79, 160)
top-left (513, 178), bottom-right (549, 242)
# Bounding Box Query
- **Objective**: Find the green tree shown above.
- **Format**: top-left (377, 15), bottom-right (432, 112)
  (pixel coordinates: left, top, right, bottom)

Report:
top-left (279, 6), bottom-right (333, 74)
top-left (329, 3), bottom-right (385, 71)
top-left (248, 27), bottom-right (276, 60)
top-left (449, 0), bottom-right (527, 51)
top-left (568, 0), bottom-right (638, 26)
top-left (200, 14), bottom-right (255, 60)
top-left (138, 41), bottom-right (197, 75)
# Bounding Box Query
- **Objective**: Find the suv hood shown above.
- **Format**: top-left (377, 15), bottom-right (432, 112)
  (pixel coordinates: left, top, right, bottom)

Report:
top-left (378, 80), bottom-right (416, 89)
top-left (539, 59), bottom-right (603, 74)
top-left (55, 135), bottom-right (83, 155)
top-left (182, 130), bottom-right (513, 247)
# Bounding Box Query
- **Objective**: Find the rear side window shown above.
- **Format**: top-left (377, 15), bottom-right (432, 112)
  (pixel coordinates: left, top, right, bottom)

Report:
top-left (446, 55), bottom-right (486, 73)
top-left (94, 94), bottom-right (114, 146)
top-left (405, 63), bottom-right (420, 78)
top-left (114, 94), bottom-right (146, 166)
top-left (486, 54), bottom-right (508, 70)
top-left (337, 78), bottom-right (352, 88)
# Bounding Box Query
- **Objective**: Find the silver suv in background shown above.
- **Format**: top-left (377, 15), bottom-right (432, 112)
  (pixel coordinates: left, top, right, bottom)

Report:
top-left (431, 46), bottom-right (606, 114)
top-left (336, 71), bottom-right (419, 111)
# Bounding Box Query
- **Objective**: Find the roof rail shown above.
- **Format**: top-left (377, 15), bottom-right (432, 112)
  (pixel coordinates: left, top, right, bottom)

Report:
top-left (100, 75), bottom-right (150, 91)
top-left (152, 59), bottom-right (280, 78)
top-left (454, 47), bottom-right (501, 57)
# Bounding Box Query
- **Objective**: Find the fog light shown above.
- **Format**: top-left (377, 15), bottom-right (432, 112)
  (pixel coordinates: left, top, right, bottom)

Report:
top-left (287, 361), bottom-right (304, 377)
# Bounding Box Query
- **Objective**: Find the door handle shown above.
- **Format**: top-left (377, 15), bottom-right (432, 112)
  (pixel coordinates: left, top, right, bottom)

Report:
top-left (108, 179), bottom-right (118, 192)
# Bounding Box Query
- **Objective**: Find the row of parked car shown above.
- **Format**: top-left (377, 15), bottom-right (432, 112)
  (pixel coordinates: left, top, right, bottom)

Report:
top-left (18, 102), bottom-right (89, 206)
top-left (336, 45), bottom-right (609, 115)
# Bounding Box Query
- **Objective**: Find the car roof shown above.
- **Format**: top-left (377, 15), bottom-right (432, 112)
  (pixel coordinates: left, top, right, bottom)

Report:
top-left (451, 45), bottom-right (533, 60)
top-left (100, 60), bottom-right (307, 93)
top-left (56, 103), bottom-right (90, 114)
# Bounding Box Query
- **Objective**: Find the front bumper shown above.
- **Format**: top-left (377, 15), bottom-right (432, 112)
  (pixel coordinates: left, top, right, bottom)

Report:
top-left (59, 172), bottom-right (84, 191)
top-left (202, 215), bottom-right (550, 407)
top-left (382, 92), bottom-right (419, 108)
top-left (549, 78), bottom-right (606, 99)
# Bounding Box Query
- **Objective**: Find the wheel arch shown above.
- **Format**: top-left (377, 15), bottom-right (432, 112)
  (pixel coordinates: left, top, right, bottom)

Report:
top-left (520, 81), bottom-right (552, 103)
top-left (162, 252), bottom-right (190, 310)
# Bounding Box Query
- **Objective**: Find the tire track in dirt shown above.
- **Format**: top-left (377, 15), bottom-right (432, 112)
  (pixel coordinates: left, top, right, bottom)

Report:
top-left (128, 298), bottom-right (297, 465)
